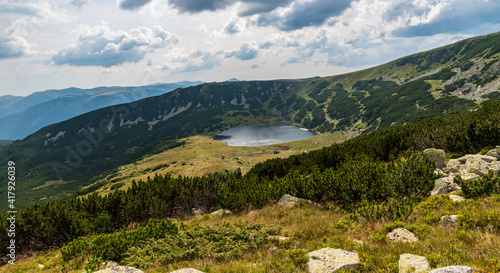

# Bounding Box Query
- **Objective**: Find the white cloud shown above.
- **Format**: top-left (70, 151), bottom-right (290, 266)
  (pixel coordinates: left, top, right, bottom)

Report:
top-left (170, 49), bottom-right (226, 73)
top-left (228, 40), bottom-right (259, 60)
top-left (223, 18), bottom-right (243, 35)
top-left (52, 22), bottom-right (179, 67)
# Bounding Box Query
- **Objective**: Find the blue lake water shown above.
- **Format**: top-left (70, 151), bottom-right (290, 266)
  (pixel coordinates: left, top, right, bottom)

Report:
top-left (213, 124), bottom-right (315, 147)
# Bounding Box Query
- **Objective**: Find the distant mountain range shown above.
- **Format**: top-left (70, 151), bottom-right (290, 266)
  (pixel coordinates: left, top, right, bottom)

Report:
top-left (0, 31), bottom-right (499, 210)
top-left (0, 81), bottom-right (203, 140)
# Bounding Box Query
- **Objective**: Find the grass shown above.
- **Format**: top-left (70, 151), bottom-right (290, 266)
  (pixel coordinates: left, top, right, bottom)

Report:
top-left (87, 133), bottom-right (342, 196)
top-left (4, 193), bottom-right (500, 273)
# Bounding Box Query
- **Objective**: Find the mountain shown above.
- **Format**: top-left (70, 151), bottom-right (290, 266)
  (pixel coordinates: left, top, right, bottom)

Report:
top-left (0, 31), bottom-right (499, 211)
top-left (0, 81), bottom-right (203, 140)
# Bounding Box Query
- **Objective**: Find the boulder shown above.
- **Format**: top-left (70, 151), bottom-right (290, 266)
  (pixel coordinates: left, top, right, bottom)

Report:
top-left (278, 194), bottom-right (316, 208)
top-left (170, 269), bottom-right (205, 273)
top-left (449, 195), bottom-right (465, 202)
top-left (464, 154), bottom-right (497, 163)
top-left (38, 264), bottom-right (45, 269)
top-left (424, 148), bottom-right (446, 169)
top-left (441, 215), bottom-right (460, 227)
top-left (399, 254), bottom-right (431, 273)
top-left (268, 235), bottom-right (289, 241)
top-left (431, 176), bottom-right (461, 196)
top-left (485, 146), bottom-right (500, 159)
top-left (95, 264), bottom-right (144, 273)
top-left (307, 248), bottom-right (359, 273)
top-left (459, 156), bottom-right (491, 176)
top-left (387, 228), bottom-right (419, 243)
top-left (191, 208), bottom-right (203, 215)
top-left (429, 266), bottom-right (479, 273)
top-left (487, 161), bottom-right (500, 175)
top-left (446, 159), bottom-right (462, 169)
top-left (210, 209), bottom-right (232, 216)
top-left (458, 173), bottom-right (480, 182)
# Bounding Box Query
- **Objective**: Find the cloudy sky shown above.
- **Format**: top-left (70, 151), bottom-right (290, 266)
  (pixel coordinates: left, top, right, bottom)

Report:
top-left (1, 0), bottom-right (499, 96)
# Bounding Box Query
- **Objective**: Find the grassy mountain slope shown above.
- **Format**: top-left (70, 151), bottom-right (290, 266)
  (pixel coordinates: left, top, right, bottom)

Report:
top-left (2, 100), bottom-right (500, 271)
top-left (4, 195), bottom-right (500, 272)
top-left (1, 32), bottom-right (499, 211)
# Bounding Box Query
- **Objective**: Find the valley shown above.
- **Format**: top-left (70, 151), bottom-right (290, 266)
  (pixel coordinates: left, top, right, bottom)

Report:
top-left (84, 133), bottom-right (341, 196)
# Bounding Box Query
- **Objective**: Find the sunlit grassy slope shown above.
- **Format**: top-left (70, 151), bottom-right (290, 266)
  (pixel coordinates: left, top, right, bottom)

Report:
top-left (5, 193), bottom-right (500, 272)
top-left (86, 132), bottom-right (344, 196)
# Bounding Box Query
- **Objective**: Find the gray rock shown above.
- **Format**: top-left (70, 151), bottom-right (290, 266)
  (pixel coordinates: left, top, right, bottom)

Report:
top-left (307, 248), bottom-right (359, 273)
top-left (95, 264), bottom-right (144, 273)
top-left (399, 254), bottom-right (431, 273)
top-left (459, 156), bottom-right (491, 176)
top-left (487, 161), bottom-right (500, 175)
top-left (268, 235), bottom-right (289, 241)
top-left (170, 269), bottom-right (205, 273)
top-left (449, 195), bottom-right (466, 202)
top-left (191, 208), bottom-right (203, 215)
top-left (441, 215), bottom-right (460, 227)
top-left (459, 173), bottom-right (480, 182)
top-left (485, 146), bottom-right (500, 159)
top-left (210, 209), bottom-right (232, 216)
top-left (446, 159), bottom-right (462, 169)
top-left (431, 176), bottom-right (461, 196)
top-left (387, 228), bottom-right (419, 243)
top-left (278, 194), bottom-right (316, 208)
top-left (429, 266), bottom-right (479, 273)
top-left (424, 148), bottom-right (446, 169)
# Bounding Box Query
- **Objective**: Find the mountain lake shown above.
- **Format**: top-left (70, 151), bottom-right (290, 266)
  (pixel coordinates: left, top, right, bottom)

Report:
top-left (213, 124), bottom-right (315, 146)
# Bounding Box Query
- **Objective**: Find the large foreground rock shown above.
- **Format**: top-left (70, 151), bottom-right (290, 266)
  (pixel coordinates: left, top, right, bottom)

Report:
top-left (278, 194), bottom-right (316, 208)
top-left (399, 254), bottom-right (431, 273)
top-left (307, 248), bottom-right (359, 272)
top-left (387, 228), bottom-right (419, 243)
top-left (429, 266), bottom-right (479, 273)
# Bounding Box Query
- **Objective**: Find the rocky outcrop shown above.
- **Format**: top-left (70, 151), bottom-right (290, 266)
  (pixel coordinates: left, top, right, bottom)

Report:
top-left (428, 266), bottom-right (479, 273)
top-left (307, 248), bottom-right (359, 272)
top-left (278, 194), bottom-right (317, 208)
top-left (170, 269), bottom-right (206, 273)
top-left (441, 215), bottom-right (460, 227)
top-left (430, 147), bottom-right (500, 196)
top-left (399, 254), bottom-right (431, 273)
top-left (387, 228), bottom-right (419, 243)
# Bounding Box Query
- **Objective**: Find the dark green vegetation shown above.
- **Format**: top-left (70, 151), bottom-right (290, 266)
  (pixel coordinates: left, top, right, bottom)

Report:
top-left (1, 32), bottom-right (499, 211)
top-left (0, 140), bottom-right (13, 147)
top-left (60, 219), bottom-right (280, 271)
top-left (2, 101), bottom-right (500, 267)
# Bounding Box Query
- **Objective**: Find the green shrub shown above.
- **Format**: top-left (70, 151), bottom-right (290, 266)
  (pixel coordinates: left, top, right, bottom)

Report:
top-left (454, 171), bottom-right (500, 199)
